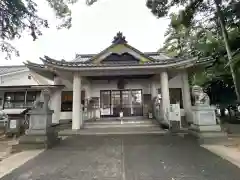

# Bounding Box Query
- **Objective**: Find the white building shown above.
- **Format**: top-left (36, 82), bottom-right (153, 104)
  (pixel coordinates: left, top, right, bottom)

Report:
top-left (0, 32), bottom-right (212, 130)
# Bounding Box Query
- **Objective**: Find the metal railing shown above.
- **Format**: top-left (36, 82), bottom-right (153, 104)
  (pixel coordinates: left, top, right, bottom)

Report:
top-left (82, 108), bottom-right (99, 121)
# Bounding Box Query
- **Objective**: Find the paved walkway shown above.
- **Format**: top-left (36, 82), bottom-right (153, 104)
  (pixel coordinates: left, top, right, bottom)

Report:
top-left (1, 134), bottom-right (240, 180)
top-left (0, 137), bottom-right (17, 161)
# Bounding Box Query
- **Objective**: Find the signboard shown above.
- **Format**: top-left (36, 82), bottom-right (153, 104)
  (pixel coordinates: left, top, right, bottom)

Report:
top-left (169, 104), bottom-right (181, 121)
top-left (10, 119), bottom-right (17, 129)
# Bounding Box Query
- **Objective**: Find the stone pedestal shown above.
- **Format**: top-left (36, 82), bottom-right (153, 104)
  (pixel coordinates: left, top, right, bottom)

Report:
top-left (15, 90), bottom-right (60, 150)
top-left (189, 105), bottom-right (227, 144)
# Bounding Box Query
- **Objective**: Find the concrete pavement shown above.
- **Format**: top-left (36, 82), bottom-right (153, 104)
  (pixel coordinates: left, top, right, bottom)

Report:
top-left (1, 134), bottom-right (240, 180)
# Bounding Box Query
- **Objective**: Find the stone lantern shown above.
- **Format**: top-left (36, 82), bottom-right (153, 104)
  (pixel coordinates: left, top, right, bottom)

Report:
top-left (17, 89), bottom-right (60, 149)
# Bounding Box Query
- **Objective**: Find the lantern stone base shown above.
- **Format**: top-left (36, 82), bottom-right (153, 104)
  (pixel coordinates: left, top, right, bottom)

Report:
top-left (188, 105), bottom-right (228, 144)
top-left (14, 127), bottom-right (60, 151)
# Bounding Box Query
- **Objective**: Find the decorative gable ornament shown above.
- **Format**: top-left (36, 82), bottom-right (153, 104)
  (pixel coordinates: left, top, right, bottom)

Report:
top-left (101, 53), bottom-right (140, 64)
top-left (112, 32), bottom-right (127, 44)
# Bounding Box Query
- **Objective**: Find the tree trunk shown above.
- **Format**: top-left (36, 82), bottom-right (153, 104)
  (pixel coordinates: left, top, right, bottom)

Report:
top-left (234, 64), bottom-right (240, 98)
top-left (214, 0), bottom-right (240, 101)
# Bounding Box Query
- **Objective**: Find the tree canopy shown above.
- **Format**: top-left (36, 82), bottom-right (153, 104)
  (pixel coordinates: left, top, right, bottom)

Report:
top-left (0, 0), bottom-right (98, 59)
top-left (146, 0), bottom-right (240, 104)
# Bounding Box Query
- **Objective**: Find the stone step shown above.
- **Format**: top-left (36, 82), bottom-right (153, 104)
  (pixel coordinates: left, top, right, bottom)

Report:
top-left (83, 123), bottom-right (160, 129)
top-left (83, 119), bottom-right (159, 129)
top-left (99, 116), bottom-right (145, 121)
top-left (84, 119), bottom-right (157, 125)
top-left (57, 119), bottom-right (160, 130)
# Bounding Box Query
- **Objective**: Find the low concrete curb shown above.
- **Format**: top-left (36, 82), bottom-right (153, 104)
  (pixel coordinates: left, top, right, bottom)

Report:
top-left (59, 130), bottom-right (168, 136)
top-left (58, 127), bottom-right (168, 136)
top-left (202, 144), bottom-right (240, 168)
top-left (0, 149), bottom-right (44, 179)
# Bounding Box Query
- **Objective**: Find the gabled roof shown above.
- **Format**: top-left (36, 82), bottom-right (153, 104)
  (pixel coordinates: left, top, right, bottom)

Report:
top-left (72, 32), bottom-right (171, 63)
top-left (73, 32), bottom-right (158, 64)
top-left (73, 51), bottom-right (171, 63)
top-left (25, 32), bottom-right (214, 71)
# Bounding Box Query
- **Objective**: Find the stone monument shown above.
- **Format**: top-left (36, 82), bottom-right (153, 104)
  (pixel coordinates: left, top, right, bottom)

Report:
top-left (17, 89), bottom-right (60, 149)
top-left (169, 103), bottom-right (181, 132)
top-left (189, 85), bottom-right (227, 144)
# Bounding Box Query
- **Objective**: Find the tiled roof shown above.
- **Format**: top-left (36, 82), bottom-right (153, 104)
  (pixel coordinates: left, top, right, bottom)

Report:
top-left (24, 61), bottom-right (45, 68)
top-left (145, 52), bottom-right (171, 60)
top-left (39, 55), bottom-right (213, 68)
top-left (0, 65), bottom-right (28, 76)
top-left (74, 54), bottom-right (95, 62)
top-left (72, 52), bottom-right (171, 63)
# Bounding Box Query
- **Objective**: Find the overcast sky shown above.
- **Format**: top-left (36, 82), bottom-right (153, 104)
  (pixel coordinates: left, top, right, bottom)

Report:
top-left (1, 0), bottom-right (171, 66)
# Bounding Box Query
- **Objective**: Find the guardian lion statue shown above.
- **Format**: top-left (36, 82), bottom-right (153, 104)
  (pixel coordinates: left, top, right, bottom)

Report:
top-left (33, 89), bottom-right (50, 110)
top-left (191, 85), bottom-right (210, 106)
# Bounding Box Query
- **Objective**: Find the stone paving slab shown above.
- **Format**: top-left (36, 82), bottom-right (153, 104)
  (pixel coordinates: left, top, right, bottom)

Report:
top-left (202, 144), bottom-right (240, 168)
top-left (0, 150), bottom-right (44, 179)
top-left (0, 138), bottom-right (18, 161)
top-left (123, 135), bottom-right (240, 180)
top-left (1, 135), bottom-right (240, 180)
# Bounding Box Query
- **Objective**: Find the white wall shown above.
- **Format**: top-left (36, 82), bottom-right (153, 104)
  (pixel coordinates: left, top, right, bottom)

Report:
top-left (153, 74), bottom-right (183, 89)
top-left (90, 79), bottom-right (153, 97)
top-left (0, 71), bottom-right (38, 86)
top-left (0, 69), bottom-right (53, 87)
top-left (60, 112), bottom-right (72, 120)
top-left (90, 75), bottom-right (183, 98)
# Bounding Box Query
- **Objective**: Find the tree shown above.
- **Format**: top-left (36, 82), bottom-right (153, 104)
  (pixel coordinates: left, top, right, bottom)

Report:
top-left (146, 0), bottom-right (240, 101)
top-left (214, 0), bottom-right (240, 101)
top-left (0, 0), bottom-right (97, 59)
top-left (159, 1), bottom-right (240, 104)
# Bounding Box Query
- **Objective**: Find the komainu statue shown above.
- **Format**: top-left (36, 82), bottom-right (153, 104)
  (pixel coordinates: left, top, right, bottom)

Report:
top-left (32, 89), bottom-right (50, 110)
top-left (191, 85), bottom-right (210, 106)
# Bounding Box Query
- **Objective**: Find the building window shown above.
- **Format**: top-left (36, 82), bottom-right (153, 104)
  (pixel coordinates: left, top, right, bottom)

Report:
top-left (61, 91), bottom-right (73, 112)
top-left (61, 91), bottom-right (86, 112)
top-left (157, 88), bottom-right (183, 108)
top-left (4, 92), bottom-right (25, 108)
top-left (3, 91), bottom-right (39, 109)
top-left (169, 88), bottom-right (183, 108)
